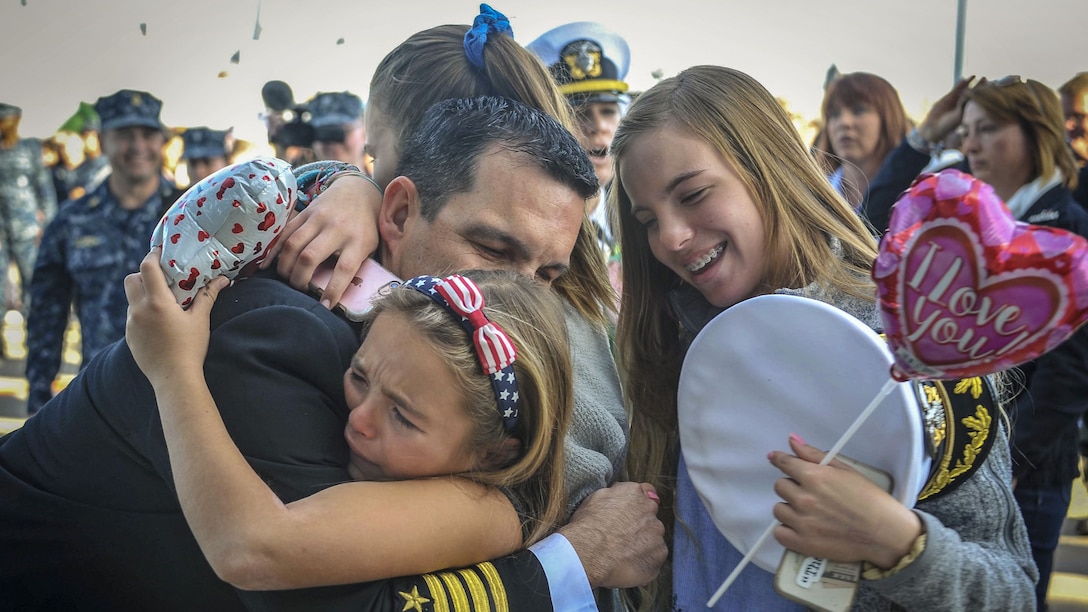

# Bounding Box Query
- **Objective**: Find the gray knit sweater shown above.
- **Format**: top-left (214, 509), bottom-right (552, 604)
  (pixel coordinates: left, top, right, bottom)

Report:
top-left (562, 301), bottom-right (629, 517)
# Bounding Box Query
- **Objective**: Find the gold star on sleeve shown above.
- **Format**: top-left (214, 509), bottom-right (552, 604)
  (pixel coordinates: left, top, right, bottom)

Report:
top-left (399, 585), bottom-right (431, 612)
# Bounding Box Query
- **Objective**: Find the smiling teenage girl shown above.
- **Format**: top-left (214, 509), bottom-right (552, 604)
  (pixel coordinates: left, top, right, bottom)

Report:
top-left (609, 65), bottom-right (1036, 611)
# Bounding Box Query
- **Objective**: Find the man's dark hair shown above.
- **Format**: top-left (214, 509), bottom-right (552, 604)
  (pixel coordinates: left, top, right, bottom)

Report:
top-left (395, 96), bottom-right (599, 220)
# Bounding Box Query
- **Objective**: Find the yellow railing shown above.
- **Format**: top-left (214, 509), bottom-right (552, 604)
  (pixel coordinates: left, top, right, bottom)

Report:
top-left (0, 416), bottom-right (27, 435)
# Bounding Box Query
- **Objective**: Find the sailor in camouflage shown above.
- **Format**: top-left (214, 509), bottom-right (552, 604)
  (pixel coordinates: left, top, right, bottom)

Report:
top-left (0, 103), bottom-right (57, 315)
top-left (25, 90), bottom-right (182, 413)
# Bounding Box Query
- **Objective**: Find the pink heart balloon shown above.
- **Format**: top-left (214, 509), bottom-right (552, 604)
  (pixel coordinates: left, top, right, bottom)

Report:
top-left (875, 169), bottom-right (1088, 380)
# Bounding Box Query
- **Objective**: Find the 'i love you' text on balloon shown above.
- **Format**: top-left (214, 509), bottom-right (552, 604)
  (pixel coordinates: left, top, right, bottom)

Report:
top-left (874, 170), bottom-right (1088, 380)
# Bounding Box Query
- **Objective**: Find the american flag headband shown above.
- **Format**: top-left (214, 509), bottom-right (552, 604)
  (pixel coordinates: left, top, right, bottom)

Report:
top-left (404, 275), bottom-right (520, 431)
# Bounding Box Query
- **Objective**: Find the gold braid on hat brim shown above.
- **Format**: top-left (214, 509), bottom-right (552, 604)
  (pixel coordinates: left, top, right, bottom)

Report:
top-left (559, 80), bottom-right (629, 96)
top-left (914, 376), bottom-right (999, 502)
top-left (878, 333), bottom-right (999, 503)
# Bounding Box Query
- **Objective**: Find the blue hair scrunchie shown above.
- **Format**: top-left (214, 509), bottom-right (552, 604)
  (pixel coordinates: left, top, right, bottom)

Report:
top-left (463, 3), bottom-right (513, 69)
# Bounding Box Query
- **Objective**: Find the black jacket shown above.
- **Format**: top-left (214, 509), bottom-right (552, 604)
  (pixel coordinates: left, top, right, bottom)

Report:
top-left (1004, 185), bottom-right (1088, 487)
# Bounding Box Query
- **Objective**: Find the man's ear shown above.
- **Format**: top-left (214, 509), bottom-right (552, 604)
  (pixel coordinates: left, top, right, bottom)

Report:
top-left (377, 176), bottom-right (419, 263)
top-left (477, 437), bottom-right (523, 471)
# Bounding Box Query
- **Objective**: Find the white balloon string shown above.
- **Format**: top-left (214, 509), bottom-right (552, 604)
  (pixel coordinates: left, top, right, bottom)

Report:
top-left (706, 376), bottom-right (900, 608)
top-left (706, 520), bottom-right (776, 607)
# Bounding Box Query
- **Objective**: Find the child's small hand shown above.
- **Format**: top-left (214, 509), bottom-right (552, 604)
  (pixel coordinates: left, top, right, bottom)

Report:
top-left (124, 249), bottom-right (230, 388)
top-left (265, 176), bottom-right (382, 308)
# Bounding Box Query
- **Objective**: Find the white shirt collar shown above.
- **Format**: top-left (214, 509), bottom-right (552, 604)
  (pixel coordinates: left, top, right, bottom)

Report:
top-left (1005, 171), bottom-right (1063, 220)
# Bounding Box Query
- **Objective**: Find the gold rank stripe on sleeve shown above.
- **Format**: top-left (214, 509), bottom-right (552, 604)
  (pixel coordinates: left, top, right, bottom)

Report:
top-left (421, 574), bottom-right (447, 612)
top-left (459, 566), bottom-right (490, 610)
top-left (417, 562), bottom-right (509, 612)
top-left (478, 562), bottom-right (509, 610)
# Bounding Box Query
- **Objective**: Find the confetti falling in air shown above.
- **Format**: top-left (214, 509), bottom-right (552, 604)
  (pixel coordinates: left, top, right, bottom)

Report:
top-left (253, 0), bottom-right (263, 40)
top-left (139, 22), bottom-right (147, 35)
top-left (218, 71), bottom-right (229, 78)
top-left (336, 37), bottom-right (345, 45)
top-left (21, 0), bottom-right (28, 6)
top-left (230, 50), bottom-right (240, 64)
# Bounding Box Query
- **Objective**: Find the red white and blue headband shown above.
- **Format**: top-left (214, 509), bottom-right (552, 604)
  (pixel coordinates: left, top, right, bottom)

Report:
top-left (405, 275), bottom-right (520, 431)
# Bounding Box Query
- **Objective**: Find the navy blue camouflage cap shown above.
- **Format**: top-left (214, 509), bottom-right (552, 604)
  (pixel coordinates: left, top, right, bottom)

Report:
top-left (527, 22), bottom-right (631, 106)
top-left (94, 89), bottom-right (165, 132)
top-left (181, 127), bottom-right (230, 160)
top-left (0, 103), bottom-right (21, 119)
top-left (306, 91), bottom-right (364, 128)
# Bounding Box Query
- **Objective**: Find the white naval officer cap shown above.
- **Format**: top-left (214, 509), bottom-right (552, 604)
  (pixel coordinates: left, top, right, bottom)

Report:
top-left (526, 22), bottom-right (631, 106)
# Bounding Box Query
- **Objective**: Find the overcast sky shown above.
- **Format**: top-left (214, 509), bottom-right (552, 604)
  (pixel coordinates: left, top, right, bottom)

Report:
top-left (3, 0), bottom-right (1085, 143)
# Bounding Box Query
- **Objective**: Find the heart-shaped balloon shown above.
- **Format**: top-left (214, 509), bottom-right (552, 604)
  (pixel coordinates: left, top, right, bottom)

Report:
top-left (151, 157), bottom-right (295, 308)
top-left (875, 169), bottom-right (1088, 380)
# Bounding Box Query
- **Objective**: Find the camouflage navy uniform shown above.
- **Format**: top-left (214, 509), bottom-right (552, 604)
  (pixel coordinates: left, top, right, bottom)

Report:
top-left (0, 135), bottom-right (58, 310)
top-left (25, 176), bottom-right (180, 413)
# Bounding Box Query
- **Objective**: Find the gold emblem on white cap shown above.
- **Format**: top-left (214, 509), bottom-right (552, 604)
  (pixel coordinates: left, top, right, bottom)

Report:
top-left (562, 41), bottom-right (603, 81)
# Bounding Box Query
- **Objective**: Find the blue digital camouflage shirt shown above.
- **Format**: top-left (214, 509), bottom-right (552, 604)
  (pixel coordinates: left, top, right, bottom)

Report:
top-left (0, 138), bottom-right (58, 309)
top-left (25, 176), bottom-right (180, 413)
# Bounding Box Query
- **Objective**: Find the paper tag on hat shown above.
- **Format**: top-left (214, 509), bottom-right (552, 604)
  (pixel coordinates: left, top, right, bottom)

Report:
top-left (150, 157), bottom-right (294, 308)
